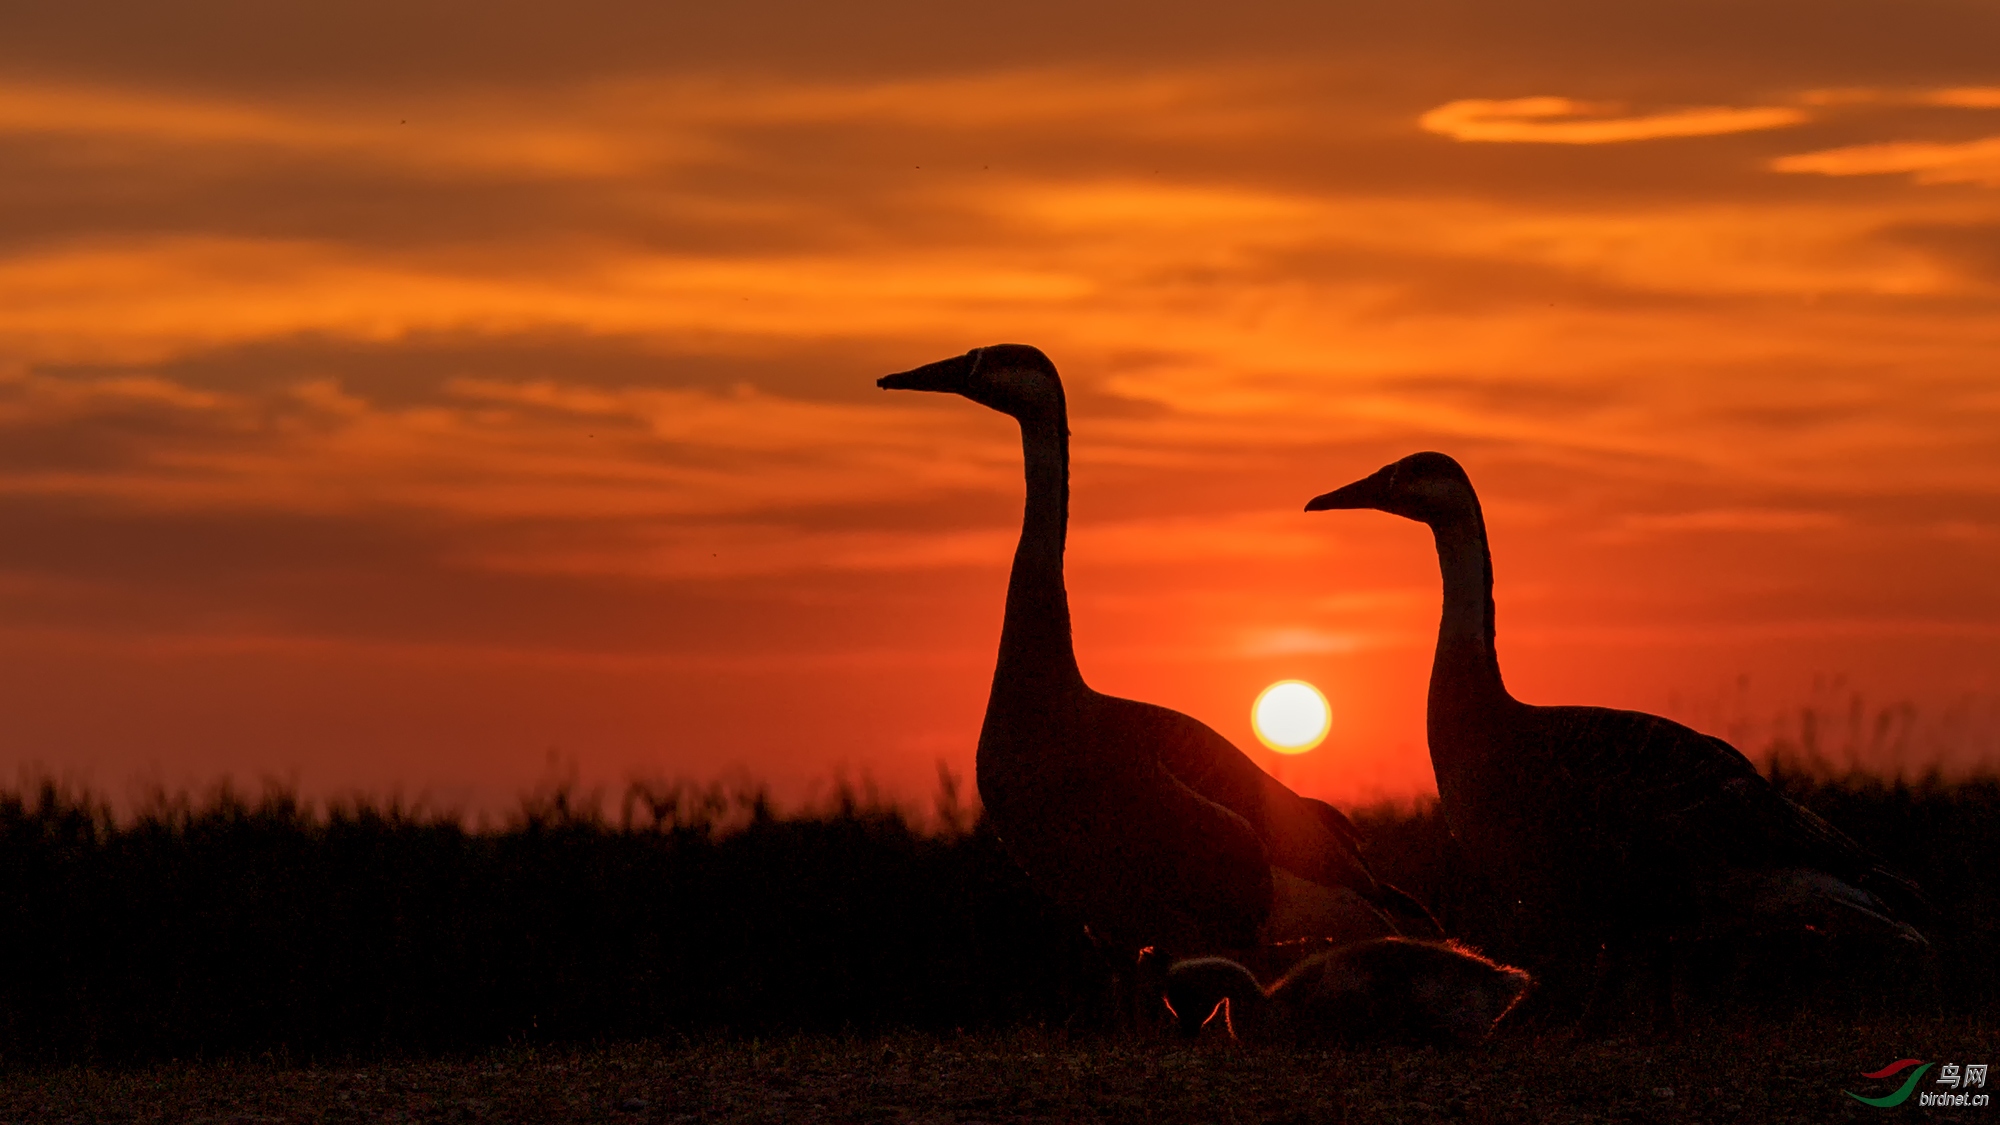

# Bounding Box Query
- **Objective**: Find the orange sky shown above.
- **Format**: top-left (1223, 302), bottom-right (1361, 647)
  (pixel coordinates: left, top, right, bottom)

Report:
top-left (2, 1), bottom-right (1998, 815)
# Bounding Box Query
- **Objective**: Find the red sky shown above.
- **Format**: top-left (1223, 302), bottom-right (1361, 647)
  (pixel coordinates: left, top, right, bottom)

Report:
top-left (2, 0), bottom-right (1998, 816)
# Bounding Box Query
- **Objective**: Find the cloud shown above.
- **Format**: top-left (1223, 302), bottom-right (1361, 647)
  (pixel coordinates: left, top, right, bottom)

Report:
top-left (0, 234), bottom-right (1102, 364)
top-left (0, 69), bottom-right (1299, 185)
top-left (1420, 97), bottom-right (1806, 144)
top-left (0, 81), bottom-right (696, 181)
top-left (0, 360), bottom-right (1028, 525)
top-left (1772, 136), bottom-right (2000, 187)
top-left (1800, 86), bottom-right (2000, 109)
top-left (1933, 87), bottom-right (2000, 109)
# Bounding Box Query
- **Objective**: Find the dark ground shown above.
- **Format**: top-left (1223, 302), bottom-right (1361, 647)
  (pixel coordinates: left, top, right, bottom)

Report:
top-left (1, 1015), bottom-right (1992, 1124)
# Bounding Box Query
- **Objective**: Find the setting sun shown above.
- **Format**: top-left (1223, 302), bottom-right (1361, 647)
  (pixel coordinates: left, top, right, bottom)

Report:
top-left (1252, 680), bottom-right (1331, 754)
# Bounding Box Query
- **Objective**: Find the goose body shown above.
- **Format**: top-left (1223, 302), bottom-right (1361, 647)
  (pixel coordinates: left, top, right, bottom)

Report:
top-left (1304, 453), bottom-right (1927, 982)
top-left (1165, 938), bottom-right (1532, 1045)
top-left (880, 346), bottom-right (1436, 958)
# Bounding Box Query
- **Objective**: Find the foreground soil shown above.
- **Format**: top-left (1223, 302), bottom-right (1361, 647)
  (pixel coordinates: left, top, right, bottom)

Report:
top-left (1, 1015), bottom-right (1990, 1124)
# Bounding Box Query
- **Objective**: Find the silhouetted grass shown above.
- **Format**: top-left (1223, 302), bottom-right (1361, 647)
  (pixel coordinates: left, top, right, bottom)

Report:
top-left (1351, 760), bottom-right (2000, 1022)
top-left (0, 763), bottom-right (1993, 1065)
top-left (0, 777), bottom-right (1105, 1065)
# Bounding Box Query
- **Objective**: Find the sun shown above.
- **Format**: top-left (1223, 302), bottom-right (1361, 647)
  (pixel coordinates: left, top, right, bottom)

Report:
top-left (1252, 680), bottom-right (1330, 754)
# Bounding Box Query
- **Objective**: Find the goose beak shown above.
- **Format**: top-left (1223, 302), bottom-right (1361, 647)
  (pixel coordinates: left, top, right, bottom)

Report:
top-left (1305, 466), bottom-right (1395, 512)
top-left (878, 349), bottom-right (981, 393)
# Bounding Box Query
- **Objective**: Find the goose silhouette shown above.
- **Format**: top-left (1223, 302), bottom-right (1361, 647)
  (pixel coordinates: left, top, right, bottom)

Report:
top-left (1165, 937), bottom-right (1533, 1046)
top-left (1305, 452), bottom-right (1927, 1020)
top-left (880, 345), bottom-right (1439, 959)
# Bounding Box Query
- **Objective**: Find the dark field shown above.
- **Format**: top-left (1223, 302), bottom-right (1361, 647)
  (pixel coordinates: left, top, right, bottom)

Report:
top-left (2, 1017), bottom-right (1993, 1123)
top-left (0, 762), bottom-right (1995, 1120)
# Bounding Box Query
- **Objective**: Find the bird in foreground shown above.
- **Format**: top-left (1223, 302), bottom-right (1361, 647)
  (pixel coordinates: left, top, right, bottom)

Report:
top-left (1166, 938), bottom-right (1533, 1046)
top-left (1304, 452), bottom-right (1927, 1024)
top-left (878, 345), bottom-right (1439, 964)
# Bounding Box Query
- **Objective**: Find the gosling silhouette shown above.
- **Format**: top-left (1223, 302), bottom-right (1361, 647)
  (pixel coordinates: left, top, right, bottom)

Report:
top-left (1305, 452), bottom-right (1927, 1021)
top-left (879, 346), bottom-right (1438, 960)
top-left (1165, 938), bottom-right (1533, 1045)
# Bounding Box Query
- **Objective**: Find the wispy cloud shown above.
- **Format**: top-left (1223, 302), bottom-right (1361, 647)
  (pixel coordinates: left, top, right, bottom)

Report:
top-left (1420, 97), bottom-right (1806, 144)
top-left (1933, 88), bottom-right (2000, 109)
top-left (1801, 86), bottom-right (2000, 109)
top-left (0, 69), bottom-right (1299, 184)
top-left (1774, 136), bottom-right (2000, 187)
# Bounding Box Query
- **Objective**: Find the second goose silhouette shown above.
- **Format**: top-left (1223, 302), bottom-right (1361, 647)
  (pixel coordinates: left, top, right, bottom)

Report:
top-left (1305, 452), bottom-right (1927, 1020)
top-left (880, 345), bottom-right (1437, 960)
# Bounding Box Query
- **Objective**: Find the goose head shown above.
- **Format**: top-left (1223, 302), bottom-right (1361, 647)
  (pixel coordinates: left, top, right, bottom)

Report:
top-left (877, 344), bottom-right (1064, 421)
top-left (1304, 451), bottom-right (1478, 526)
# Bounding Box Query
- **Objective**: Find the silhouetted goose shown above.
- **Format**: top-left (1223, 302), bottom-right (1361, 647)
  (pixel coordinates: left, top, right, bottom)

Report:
top-left (1165, 938), bottom-right (1532, 1045)
top-left (879, 346), bottom-right (1438, 959)
top-left (1304, 453), bottom-right (1927, 1004)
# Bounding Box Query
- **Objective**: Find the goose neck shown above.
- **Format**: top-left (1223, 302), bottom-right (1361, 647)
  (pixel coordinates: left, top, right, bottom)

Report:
top-left (994, 406), bottom-right (1082, 690)
top-left (1428, 507), bottom-right (1508, 704)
